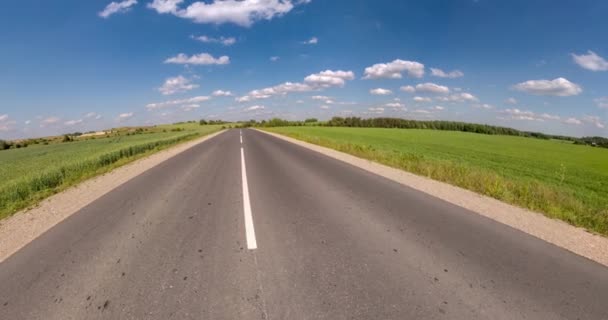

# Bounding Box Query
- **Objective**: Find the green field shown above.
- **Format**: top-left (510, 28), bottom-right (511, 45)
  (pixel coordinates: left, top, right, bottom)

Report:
top-left (0, 123), bottom-right (223, 219)
top-left (265, 126), bottom-right (608, 235)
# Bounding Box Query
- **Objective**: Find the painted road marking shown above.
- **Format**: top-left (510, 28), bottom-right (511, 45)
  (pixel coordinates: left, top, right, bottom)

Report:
top-left (241, 147), bottom-right (257, 250)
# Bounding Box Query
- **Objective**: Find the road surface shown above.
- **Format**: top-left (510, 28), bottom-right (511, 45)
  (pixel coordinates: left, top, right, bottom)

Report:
top-left (1, 129), bottom-right (607, 319)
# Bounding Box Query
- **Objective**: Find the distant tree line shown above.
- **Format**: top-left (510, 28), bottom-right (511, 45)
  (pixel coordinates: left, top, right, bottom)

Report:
top-left (199, 119), bottom-right (229, 125)
top-left (238, 116), bottom-right (608, 149)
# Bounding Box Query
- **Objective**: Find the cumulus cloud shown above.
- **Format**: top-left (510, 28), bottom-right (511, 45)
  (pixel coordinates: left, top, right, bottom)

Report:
top-left (146, 96), bottom-right (211, 110)
top-left (363, 59), bottom-right (424, 79)
top-left (158, 75), bottom-right (199, 95)
top-left (302, 37), bottom-right (318, 45)
top-left (472, 103), bottom-right (494, 109)
top-left (117, 112), bottom-right (134, 121)
top-left (64, 119), bottom-right (83, 126)
top-left (165, 53), bottom-right (230, 65)
top-left (99, 0), bottom-right (138, 18)
top-left (236, 70), bottom-right (354, 102)
top-left (191, 35), bottom-right (236, 46)
top-left (563, 117), bottom-right (582, 125)
top-left (506, 97), bottom-right (518, 105)
top-left (148, 0), bottom-right (306, 27)
top-left (582, 115), bottom-right (605, 129)
top-left (413, 96), bottom-right (432, 103)
top-left (369, 88), bottom-right (393, 95)
top-left (212, 90), bottom-right (233, 97)
top-left (304, 70), bottom-right (355, 88)
top-left (430, 68), bottom-right (463, 78)
top-left (513, 77), bottom-right (582, 96)
top-left (436, 92), bottom-right (478, 103)
top-left (500, 109), bottom-right (560, 122)
top-left (431, 106), bottom-right (445, 111)
top-left (572, 51), bottom-right (608, 71)
top-left (594, 97), bottom-right (608, 109)
top-left (385, 102), bottom-right (406, 110)
top-left (413, 83), bottom-right (450, 95)
top-left (311, 95), bottom-right (330, 100)
top-left (245, 105), bottom-right (265, 111)
top-left (270, 56), bottom-right (280, 62)
top-left (41, 116), bottom-right (61, 125)
top-left (180, 104), bottom-right (200, 111)
top-left (368, 107), bottom-right (385, 113)
top-left (319, 105), bottom-right (330, 109)
top-left (0, 115), bottom-right (16, 132)
top-left (400, 85), bottom-right (415, 93)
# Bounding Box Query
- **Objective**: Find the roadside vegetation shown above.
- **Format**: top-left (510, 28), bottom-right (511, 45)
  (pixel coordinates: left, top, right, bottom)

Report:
top-left (263, 125), bottom-right (608, 236)
top-left (0, 122), bottom-right (223, 219)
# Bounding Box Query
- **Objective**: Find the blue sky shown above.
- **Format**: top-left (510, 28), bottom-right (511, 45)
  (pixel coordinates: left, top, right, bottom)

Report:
top-left (0, 0), bottom-right (607, 139)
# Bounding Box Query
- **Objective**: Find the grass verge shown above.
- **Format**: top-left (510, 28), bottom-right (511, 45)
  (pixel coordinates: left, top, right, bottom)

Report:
top-left (0, 126), bottom-right (222, 220)
top-left (264, 127), bottom-right (608, 236)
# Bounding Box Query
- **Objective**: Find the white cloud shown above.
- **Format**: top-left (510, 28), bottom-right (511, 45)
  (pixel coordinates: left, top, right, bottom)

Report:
top-left (500, 109), bottom-right (560, 122)
top-left (414, 82), bottom-right (450, 95)
top-left (180, 104), bottom-right (200, 111)
top-left (412, 109), bottom-right (431, 114)
top-left (245, 105), bottom-right (265, 111)
top-left (311, 95), bottom-right (330, 100)
top-left (25, 120), bottom-right (31, 125)
top-left (400, 85), bottom-right (415, 93)
top-left (513, 77), bottom-right (582, 96)
top-left (147, 0), bottom-right (182, 13)
top-left (270, 56), bottom-right (280, 62)
top-left (413, 96), bottom-right (432, 103)
top-left (319, 105), bottom-right (330, 109)
top-left (572, 51), bottom-right (608, 71)
top-left (148, 0), bottom-right (306, 27)
top-left (147, 96), bottom-right (210, 110)
top-left (594, 97), bottom-right (608, 109)
top-left (436, 92), bottom-right (478, 103)
top-left (431, 106), bottom-right (445, 111)
top-left (304, 70), bottom-right (355, 88)
top-left (158, 75), bottom-right (199, 95)
top-left (363, 59), bottom-right (425, 79)
top-left (64, 119), bottom-right (83, 126)
top-left (385, 102), bottom-right (405, 109)
top-left (473, 103), bottom-right (494, 109)
top-left (99, 0), bottom-right (137, 18)
top-left (368, 107), bottom-right (385, 113)
top-left (582, 115), bottom-right (605, 129)
top-left (117, 112), bottom-right (134, 121)
top-left (430, 68), bottom-right (464, 78)
top-left (212, 90), bottom-right (233, 97)
top-left (41, 116), bottom-right (61, 125)
top-left (165, 53), bottom-right (230, 65)
top-left (506, 97), bottom-right (518, 105)
top-left (192, 35), bottom-right (236, 46)
top-left (303, 37), bottom-right (318, 45)
top-left (539, 113), bottom-right (560, 120)
top-left (563, 117), bottom-right (582, 125)
top-left (369, 88), bottom-right (393, 95)
top-left (0, 114), bottom-right (8, 122)
top-left (237, 70), bottom-right (354, 102)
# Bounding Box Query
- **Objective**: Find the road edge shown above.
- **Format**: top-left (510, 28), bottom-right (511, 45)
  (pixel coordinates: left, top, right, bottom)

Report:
top-left (0, 130), bottom-right (226, 263)
top-left (256, 129), bottom-right (608, 267)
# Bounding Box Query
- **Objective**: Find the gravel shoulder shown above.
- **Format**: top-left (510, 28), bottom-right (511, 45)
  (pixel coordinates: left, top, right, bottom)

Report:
top-left (0, 130), bottom-right (226, 263)
top-left (258, 129), bottom-right (608, 267)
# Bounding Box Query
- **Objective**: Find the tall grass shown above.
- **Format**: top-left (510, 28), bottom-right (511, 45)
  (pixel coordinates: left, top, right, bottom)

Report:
top-left (265, 127), bottom-right (608, 236)
top-left (0, 132), bottom-right (204, 219)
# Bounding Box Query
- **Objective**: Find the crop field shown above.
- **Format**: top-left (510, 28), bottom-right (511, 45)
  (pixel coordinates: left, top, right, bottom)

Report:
top-left (0, 123), bottom-right (223, 219)
top-left (265, 126), bottom-right (608, 235)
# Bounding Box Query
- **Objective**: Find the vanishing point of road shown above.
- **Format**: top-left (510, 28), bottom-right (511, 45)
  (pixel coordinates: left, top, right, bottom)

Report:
top-left (1, 129), bottom-right (607, 319)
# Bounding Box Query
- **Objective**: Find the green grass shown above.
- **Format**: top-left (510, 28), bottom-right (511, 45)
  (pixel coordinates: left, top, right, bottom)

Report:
top-left (264, 126), bottom-right (608, 235)
top-left (0, 123), bottom-right (223, 219)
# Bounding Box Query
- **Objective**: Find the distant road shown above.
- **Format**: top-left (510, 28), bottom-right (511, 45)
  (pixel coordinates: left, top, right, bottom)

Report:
top-left (1, 129), bottom-right (607, 319)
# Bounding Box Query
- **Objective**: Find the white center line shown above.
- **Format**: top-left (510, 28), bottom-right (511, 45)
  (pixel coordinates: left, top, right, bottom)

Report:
top-left (240, 135), bottom-right (243, 144)
top-left (240, 147), bottom-right (257, 250)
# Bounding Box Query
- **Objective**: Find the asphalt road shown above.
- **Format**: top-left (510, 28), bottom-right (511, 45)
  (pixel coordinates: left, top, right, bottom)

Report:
top-left (1, 129), bottom-right (607, 319)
